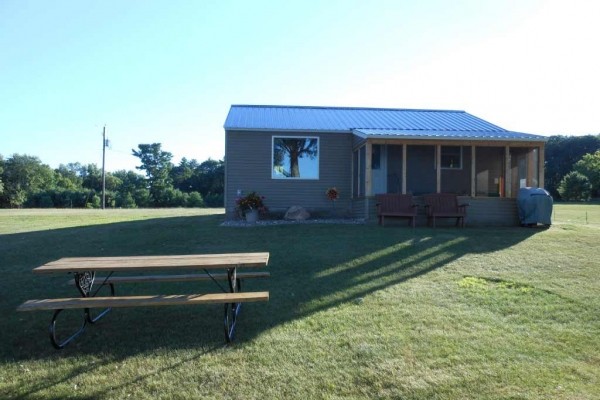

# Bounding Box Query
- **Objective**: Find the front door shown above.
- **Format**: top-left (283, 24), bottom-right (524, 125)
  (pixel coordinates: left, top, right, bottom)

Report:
top-left (372, 144), bottom-right (387, 194)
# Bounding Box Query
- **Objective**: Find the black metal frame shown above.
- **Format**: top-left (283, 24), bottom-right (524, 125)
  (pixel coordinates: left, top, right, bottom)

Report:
top-left (223, 267), bottom-right (242, 342)
top-left (48, 265), bottom-right (246, 349)
top-left (48, 271), bottom-right (115, 349)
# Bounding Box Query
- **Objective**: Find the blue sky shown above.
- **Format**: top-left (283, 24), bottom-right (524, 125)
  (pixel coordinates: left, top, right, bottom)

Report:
top-left (1, 0), bottom-right (599, 172)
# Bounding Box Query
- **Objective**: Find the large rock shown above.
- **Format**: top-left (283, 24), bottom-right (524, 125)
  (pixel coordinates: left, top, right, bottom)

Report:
top-left (284, 206), bottom-right (310, 221)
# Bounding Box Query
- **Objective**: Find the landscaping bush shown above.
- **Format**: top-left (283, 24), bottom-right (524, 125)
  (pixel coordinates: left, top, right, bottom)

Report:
top-left (558, 171), bottom-right (592, 201)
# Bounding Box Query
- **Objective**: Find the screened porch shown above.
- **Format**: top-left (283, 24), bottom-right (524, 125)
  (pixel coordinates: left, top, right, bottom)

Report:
top-left (352, 140), bottom-right (545, 198)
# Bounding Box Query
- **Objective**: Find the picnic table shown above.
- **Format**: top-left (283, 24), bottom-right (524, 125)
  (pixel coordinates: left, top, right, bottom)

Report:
top-left (17, 253), bottom-right (270, 349)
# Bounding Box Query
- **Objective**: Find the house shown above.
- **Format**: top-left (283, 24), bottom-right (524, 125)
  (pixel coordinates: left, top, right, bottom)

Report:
top-left (223, 105), bottom-right (547, 225)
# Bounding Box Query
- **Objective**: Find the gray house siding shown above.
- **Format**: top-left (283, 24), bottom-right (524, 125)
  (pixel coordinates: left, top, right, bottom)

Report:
top-left (441, 146), bottom-right (471, 195)
top-left (225, 130), bottom-right (353, 218)
top-left (352, 197), bottom-right (368, 219)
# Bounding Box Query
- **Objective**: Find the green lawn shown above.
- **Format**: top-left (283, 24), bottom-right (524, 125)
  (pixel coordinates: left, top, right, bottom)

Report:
top-left (0, 205), bottom-right (598, 399)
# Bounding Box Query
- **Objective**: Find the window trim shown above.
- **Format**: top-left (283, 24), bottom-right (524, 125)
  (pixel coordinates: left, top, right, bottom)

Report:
top-left (271, 135), bottom-right (320, 180)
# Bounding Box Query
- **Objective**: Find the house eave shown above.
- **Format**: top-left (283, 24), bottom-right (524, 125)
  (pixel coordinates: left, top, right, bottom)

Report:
top-left (352, 130), bottom-right (547, 143)
top-left (224, 127), bottom-right (349, 134)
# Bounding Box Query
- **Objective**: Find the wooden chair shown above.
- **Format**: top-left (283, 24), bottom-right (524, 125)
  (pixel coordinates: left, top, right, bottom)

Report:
top-left (375, 194), bottom-right (418, 227)
top-left (423, 193), bottom-right (469, 228)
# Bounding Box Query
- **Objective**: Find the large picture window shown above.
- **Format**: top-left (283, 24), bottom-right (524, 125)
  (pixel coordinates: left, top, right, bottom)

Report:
top-left (272, 136), bottom-right (319, 179)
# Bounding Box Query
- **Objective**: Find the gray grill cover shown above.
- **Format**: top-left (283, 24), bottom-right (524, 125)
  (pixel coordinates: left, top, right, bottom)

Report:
top-left (517, 188), bottom-right (553, 225)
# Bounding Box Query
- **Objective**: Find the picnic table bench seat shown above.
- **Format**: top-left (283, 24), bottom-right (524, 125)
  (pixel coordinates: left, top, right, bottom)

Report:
top-left (423, 193), bottom-right (469, 228)
top-left (18, 292), bottom-right (270, 312)
top-left (375, 194), bottom-right (418, 227)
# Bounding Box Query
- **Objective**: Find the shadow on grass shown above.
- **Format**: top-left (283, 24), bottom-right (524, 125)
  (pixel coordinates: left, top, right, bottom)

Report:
top-left (0, 212), bottom-right (542, 394)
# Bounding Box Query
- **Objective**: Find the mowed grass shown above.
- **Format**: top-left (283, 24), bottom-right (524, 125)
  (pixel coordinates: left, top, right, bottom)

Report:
top-left (0, 205), bottom-right (598, 399)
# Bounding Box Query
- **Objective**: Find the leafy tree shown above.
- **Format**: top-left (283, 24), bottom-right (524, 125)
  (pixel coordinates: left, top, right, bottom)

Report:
top-left (196, 159), bottom-right (224, 195)
top-left (557, 171), bottom-right (592, 201)
top-left (26, 189), bottom-right (91, 208)
top-left (132, 143), bottom-right (174, 206)
top-left (573, 150), bottom-right (600, 197)
top-left (55, 163), bottom-right (84, 189)
top-left (111, 170), bottom-right (148, 207)
top-left (171, 158), bottom-right (198, 192)
top-left (115, 192), bottom-right (137, 208)
top-left (0, 155), bottom-right (4, 195)
top-left (0, 154), bottom-right (55, 208)
top-left (81, 164), bottom-right (103, 191)
top-left (133, 188), bottom-right (151, 207)
top-left (545, 135), bottom-right (600, 198)
top-left (162, 187), bottom-right (188, 207)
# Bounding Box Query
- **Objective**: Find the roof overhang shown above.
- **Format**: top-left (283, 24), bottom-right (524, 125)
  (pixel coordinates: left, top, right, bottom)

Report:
top-left (352, 129), bottom-right (548, 142)
top-left (224, 127), bottom-right (348, 134)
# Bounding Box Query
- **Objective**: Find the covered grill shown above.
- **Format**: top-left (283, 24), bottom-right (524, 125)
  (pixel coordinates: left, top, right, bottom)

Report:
top-left (517, 188), bottom-right (553, 226)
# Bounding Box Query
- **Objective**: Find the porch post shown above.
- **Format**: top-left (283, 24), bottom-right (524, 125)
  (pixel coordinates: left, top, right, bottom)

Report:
top-left (504, 146), bottom-right (512, 198)
top-left (527, 148), bottom-right (536, 187)
top-left (365, 141), bottom-right (373, 196)
top-left (436, 144), bottom-right (441, 193)
top-left (402, 143), bottom-right (407, 194)
top-left (365, 141), bottom-right (373, 220)
top-left (538, 144), bottom-right (545, 188)
top-left (471, 146), bottom-right (476, 197)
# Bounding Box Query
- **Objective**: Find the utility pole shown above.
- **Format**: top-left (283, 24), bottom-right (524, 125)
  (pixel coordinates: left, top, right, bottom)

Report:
top-left (102, 125), bottom-right (107, 210)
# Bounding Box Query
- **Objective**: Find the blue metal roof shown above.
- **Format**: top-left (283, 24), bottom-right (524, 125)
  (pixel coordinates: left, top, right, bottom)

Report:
top-left (224, 105), bottom-right (546, 141)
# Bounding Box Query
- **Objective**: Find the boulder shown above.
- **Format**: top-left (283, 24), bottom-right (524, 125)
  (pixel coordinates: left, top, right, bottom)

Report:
top-left (284, 206), bottom-right (310, 221)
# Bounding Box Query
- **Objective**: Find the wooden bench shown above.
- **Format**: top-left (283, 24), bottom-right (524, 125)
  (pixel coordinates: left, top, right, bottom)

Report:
top-left (375, 194), bottom-right (418, 227)
top-left (17, 253), bottom-right (270, 349)
top-left (18, 292), bottom-right (270, 311)
top-left (423, 193), bottom-right (469, 228)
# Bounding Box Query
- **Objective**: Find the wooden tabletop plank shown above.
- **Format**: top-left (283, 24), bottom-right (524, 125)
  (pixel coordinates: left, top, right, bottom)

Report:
top-left (33, 253), bottom-right (269, 274)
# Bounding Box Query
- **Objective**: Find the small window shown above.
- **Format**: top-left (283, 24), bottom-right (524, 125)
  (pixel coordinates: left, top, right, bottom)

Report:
top-left (272, 136), bottom-right (319, 179)
top-left (440, 146), bottom-right (462, 169)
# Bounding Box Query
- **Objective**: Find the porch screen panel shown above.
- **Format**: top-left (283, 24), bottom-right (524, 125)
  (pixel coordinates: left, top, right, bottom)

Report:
top-left (510, 147), bottom-right (528, 195)
top-left (510, 147), bottom-right (539, 195)
top-left (476, 147), bottom-right (504, 197)
top-left (387, 145), bottom-right (403, 194)
top-left (406, 145), bottom-right (436, 195)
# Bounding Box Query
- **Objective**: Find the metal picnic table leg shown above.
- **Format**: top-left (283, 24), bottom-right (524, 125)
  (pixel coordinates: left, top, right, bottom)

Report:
top-left (49, 308), bottom-right (87, 349)
top-left (47, 271), bottom-right (115, 349)
top-left (74, 271), bottom-right (115, 324)
top-left (224, 266), bottom-right (242, 343)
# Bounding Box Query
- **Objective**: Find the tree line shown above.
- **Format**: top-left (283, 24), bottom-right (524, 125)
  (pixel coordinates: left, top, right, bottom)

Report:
top-left (0, 143), bottom-right (223, 208)
top-left (1, 136), bottom-right (599, 208)
top-left (544, 135), bottom-right (600, 201)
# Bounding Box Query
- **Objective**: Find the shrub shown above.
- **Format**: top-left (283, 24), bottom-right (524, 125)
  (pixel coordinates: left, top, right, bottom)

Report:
top-left (116, 192), bottom-right (137, 208)
top-left (187, 192), bottom-right (204, 207)
top-left (558, 171), bottom-right (592, 201)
